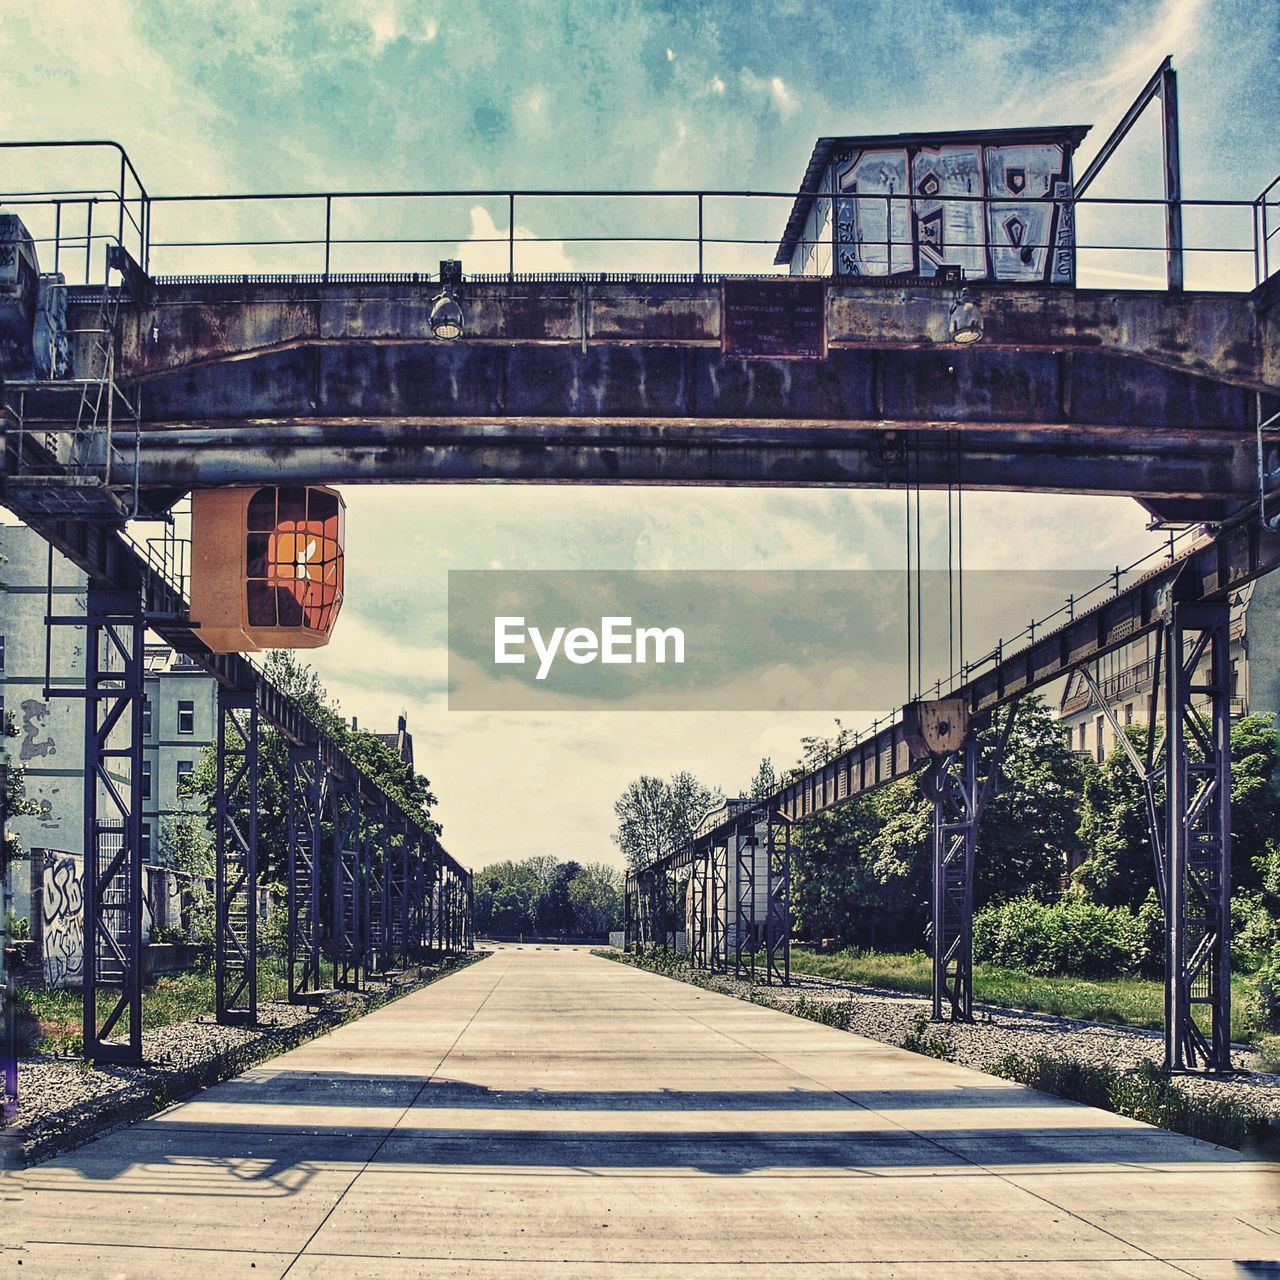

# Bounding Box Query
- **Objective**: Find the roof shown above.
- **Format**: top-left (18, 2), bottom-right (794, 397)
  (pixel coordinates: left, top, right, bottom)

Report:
top-left (774, 124), bottom-right (1092, 266)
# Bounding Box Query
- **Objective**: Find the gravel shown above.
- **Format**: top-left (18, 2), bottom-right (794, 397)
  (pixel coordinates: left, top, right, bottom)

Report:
top-left (610, 955), bottom-right (1280, 1123)
top-left (2, 954), bottom-right (483, 1169)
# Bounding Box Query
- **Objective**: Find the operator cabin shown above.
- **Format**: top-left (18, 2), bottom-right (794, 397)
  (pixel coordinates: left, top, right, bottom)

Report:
top-left (776, 125), bottom-right (1089, 283)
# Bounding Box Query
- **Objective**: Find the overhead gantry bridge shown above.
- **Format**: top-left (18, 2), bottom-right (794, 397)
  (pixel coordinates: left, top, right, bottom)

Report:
top-left (0, 87), bottom-right (1278, 1093)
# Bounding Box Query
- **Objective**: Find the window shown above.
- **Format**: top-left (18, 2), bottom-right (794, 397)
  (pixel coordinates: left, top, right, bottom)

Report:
top-left (1095, 715), bottom-right (1105, 763)
top-left (176, 760), bottom-right (194, 795)
top-left (140, 759), bottom-right (152, 801)
top-left (141, 695), bottom-right (152, 737)
top-left (1124, 702), bottom-right (1134, 726)
top-left (140, 823), bottom-right (151, 859)
top-left (177, 699), bottom-right (195, 734)
top-left (0, 634), bottom-right (5, 672)
top-left (1078, 724), bottom-right (1087, 752)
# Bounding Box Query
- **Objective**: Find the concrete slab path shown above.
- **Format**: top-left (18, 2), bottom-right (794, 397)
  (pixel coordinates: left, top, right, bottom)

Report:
top-left (3, 945), bottom-right (1277, 1278)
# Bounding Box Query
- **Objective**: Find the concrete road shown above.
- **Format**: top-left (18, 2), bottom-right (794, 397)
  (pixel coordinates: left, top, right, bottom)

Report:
top-left (4, 946), bottom-right (1277, 1278)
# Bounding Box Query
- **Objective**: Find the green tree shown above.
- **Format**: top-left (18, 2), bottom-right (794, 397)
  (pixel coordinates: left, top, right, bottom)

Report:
top-left (535, 860), bottom-right (580, 937)
top-left (188, 651), bottom-right (439, 888)
top-left (612, 770), bottom-right (722, 871)
top-left (749, 757), bottom-right (778, 800)
top-left (1229, 714), bottom-right (1280, 901)
top-left (1074, 724), bottom-right (1159, 909)
top-left (568, 862), bottom-right (623, 936)
top-left (976, 697), bottom-right (1086, 907)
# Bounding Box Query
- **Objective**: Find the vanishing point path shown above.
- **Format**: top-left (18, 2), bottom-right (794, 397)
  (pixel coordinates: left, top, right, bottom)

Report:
top-left (4, 946), bottom-right (1278, 1277)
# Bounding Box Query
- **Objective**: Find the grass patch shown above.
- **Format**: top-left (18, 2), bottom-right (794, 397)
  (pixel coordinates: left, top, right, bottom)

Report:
top-left (787, 948), bottom-right (1263, 1045)
top-left (20, 960), bottom-right (302, 1057)
top-left (992, 1052), bottom-right (1276, 1151)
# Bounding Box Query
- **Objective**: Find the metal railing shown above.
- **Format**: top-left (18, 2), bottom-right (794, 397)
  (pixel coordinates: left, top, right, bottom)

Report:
top-left (0, 140), bottom-right (1276, 292)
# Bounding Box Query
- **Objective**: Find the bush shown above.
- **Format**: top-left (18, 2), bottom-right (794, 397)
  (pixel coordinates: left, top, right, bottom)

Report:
top-left (973, 895), bottom-right (1149, 979)
top-left (1233, 894), bottom-right (1280, 971)
top-left (1256, 944), bottom-right (1280, 1035)
top-left (992, 1051), bottom-right (1275, 1151)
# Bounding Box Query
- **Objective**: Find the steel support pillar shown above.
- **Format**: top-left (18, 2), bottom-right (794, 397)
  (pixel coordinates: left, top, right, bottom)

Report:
top-left (214, 689), bottom-right (258, 1025)
top-left (1163, 600), bottom-right (1233, 1072)
top-left (434, 851), bottom-right (446, 956)
top-left (331, 782), bottom-right (362, 989)
top-left (80, 587), bottom-right (145, 1063)
top-left (688, 854), bottom-right (707, 967)
top-left (0, 761), bottom-right (17, 1123)
top-left (733, 820), bottom-right (757, 977)
top-left (927, 735), bottom-right (979, 1022)
top-left (709, 837), bottom-right (728, 974)
top-left (922, 706), bottom-right (1016, 1022)
top-left (764, 812), bottom-right (791, 986)
top-left (287, 742), bottom-right (324, 1000)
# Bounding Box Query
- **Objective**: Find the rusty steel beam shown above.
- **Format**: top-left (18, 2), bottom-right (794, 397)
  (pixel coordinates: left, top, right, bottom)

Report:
top-left (114, 419), bottom-right (1252, 500)
top-left (653, 512), bottom-right (1280, 860)
top-left (101, 279), bottom-right (1280, 394)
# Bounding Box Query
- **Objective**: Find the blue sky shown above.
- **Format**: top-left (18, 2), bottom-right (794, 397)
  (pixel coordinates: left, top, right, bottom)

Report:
top-left (4, 0), bottom-right (1278, 868)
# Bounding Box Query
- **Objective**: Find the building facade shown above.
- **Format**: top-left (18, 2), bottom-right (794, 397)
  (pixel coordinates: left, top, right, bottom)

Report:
top-left (1058, 576), bottom-right (1280, 761)
top-left (0, 524), bottom-right (220, 881)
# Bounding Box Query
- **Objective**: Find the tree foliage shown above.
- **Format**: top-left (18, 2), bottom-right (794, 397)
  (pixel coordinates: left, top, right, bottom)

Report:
top-left (612, 770), bottom-right (722, 871)
top-left (472, 857), bottom-right (623, 938)
top-left (186, 650), bottom-right (439, 887)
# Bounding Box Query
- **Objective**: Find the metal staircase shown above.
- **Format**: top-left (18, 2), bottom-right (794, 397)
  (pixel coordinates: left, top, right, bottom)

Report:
top-left (2, 251), bottom-right (141, 521)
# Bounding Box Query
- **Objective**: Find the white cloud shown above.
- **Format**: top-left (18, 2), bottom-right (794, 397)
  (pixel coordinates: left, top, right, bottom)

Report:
top-left (1087, 0), bottom-right (1206, 97)
top-left (739, 68), bottom-right (800, 118)
top-left (710, 75), bottom-right (726, 95)
top-left (666, 47), bottom-right (676, 61)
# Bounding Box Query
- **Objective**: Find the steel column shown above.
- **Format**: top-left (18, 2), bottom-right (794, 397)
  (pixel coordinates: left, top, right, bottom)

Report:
top-left (927, 735), bottom-right (980, 1022)
top-left (0, 759), bottom-right (17, 1122)
top-left (709, 837), bottom-right (728, 974)
top-left (733, 819), bottom-right (757, 977)
top-left (923, 706), bottom-right (1017, 1022)
top-left (688, 854), bottom-right (707, 967)
top-left (764, 812), bottom-right (791, 986)
top-left (80, 587), bottom-right (145, 1063)
top-left (287, 742), bottom-right (324, 1000)
top-left (331, 782), bottom-right (362, 989)
top-left (1163, 600), bottom-right (1233, 1072)
top-left (214, 689), bottom-right (258, 1024)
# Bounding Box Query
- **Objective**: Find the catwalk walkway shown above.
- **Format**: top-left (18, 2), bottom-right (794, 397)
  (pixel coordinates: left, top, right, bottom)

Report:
top-left (4, 945), bottom-right (1277, 1277)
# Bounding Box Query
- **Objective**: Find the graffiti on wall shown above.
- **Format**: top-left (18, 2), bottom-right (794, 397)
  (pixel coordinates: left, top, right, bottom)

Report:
top-left (824, 141), bottom-right (1076, 284)
top-left (41, 851), bottom-right (84, 988)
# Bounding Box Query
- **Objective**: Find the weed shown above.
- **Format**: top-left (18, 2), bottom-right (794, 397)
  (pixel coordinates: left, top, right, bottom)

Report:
top-left (991, 1051), bottom-right (1276, 1151)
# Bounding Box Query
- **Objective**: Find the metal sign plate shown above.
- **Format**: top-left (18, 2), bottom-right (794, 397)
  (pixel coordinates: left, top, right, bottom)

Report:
top-left (722, 277), bottom-right (827, 360)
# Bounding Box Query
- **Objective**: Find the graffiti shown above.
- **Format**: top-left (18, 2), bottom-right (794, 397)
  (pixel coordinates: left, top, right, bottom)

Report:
top-left (20, 699), bottom-right (56, 761)
top-left (813, 136), bottom-right (1078, 284)
top-left (41, 851), bottom-right (84, 988)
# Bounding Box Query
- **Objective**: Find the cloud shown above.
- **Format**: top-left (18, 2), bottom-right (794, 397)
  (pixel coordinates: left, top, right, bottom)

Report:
top-left (1086, 0), bottom-right (1206, 97)
top-left (739, 67), bottom-right (800, 118)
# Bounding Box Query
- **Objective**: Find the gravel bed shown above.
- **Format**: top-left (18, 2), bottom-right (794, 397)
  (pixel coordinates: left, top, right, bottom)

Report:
top-left (610, 955), bottom-right (1280, 1122)
top-left (2, 953), bottom-right (484, 1168)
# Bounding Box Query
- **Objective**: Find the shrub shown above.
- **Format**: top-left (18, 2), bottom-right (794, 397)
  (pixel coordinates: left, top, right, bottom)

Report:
top-left (1233, 894), bottom-right (1280, 971)
top-left (992, 1051), bottom-right (1275, 1151)
top-left (973, 895), bottom-right (1148, 979)
top-left (1256, 943), bottom-right (1280, 1035)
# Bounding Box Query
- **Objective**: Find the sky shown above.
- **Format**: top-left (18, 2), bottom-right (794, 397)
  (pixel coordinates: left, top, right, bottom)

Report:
top-left (3, 0), bottom-right (1278, 871)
